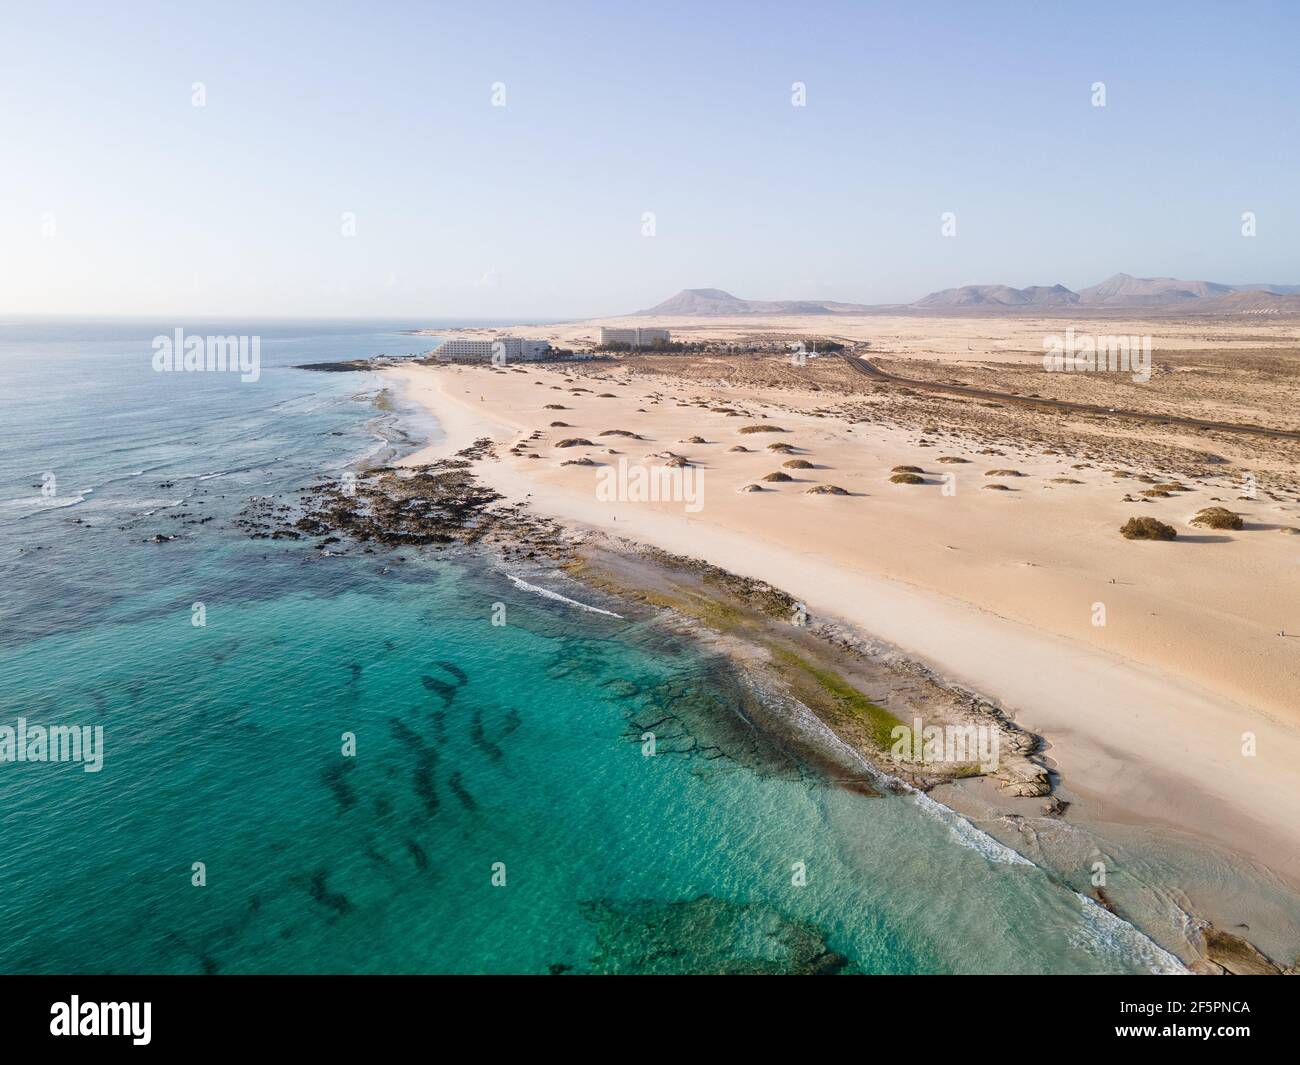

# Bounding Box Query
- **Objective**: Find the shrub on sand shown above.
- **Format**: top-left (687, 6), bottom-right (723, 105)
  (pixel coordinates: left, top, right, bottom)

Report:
top-left (889, 473), bottom-right (924, 485)
top-left (762, 471), bottom-right (793, 482)
top-left (1190, 507), bottom-right (1243, 530)
top-left (1120, 517), bottom-right (1177, 540)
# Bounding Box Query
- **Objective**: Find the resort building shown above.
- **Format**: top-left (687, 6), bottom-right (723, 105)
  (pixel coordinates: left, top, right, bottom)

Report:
top-left (598, 327), bottom-right (671, 348)
top-left (434, 336), bottom-right (551, 362)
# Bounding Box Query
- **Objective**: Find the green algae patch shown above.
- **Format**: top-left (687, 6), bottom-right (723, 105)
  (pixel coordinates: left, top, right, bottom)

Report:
top-left (769, 647), bottom-right (904, 752)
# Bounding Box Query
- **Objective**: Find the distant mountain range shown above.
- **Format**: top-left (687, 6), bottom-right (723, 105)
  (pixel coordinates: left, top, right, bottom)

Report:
top-left (637, 275), bottom-right (1300, 316)
top-left (913, 283), bottom-right (1078, 308)
top-left (919, 274), bottom-right (1300, 309)
top-left (638, 288), bottom-right (874, 316)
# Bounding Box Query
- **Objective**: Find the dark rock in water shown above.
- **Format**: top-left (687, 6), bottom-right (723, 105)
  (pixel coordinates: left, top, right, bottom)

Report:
top-left (412, 754), bottom-right (440, 816)
top-left (431, 710), bottom-right (448, 742)
top-left (579, 894), bottom-right (854, 975)
top-left (163, 930), bottom-right (224, 976)
top-left (348, 662), bottom-right (362, 684)
top-left (546, 644), bottom-right (614, 682)
top-left (252, 441), bottom-right (571, 563)
top-left (500, 708), bottom-right (523, 736)
top-left (295, 359), bottom-right (373, 372)
top-left (436, 661), bottom-right (468, 686)
top-left (363, 838), bottom-right (392, 870)
top-left (405, 840), bottom-right (429, 871)
top-left (308, 870), bottom-right (352, 915)
top-left (547, 963), bottom-right (573, 975)
top-left (421, 675), bottom-right (457, 707)
top-left (320, 761), bottom-right (357, 812)
top-left (600, 678), bottom-right (640, 698)
top-left (470, 710), bottom-right (504, 761)
top-left (388, 717), bottom-right (428, 750)
top-left (621, 671), bottom-right (804, 783)
top-left (388, 717), bottom-right (440, 814)
top-left (448, 771), bottom-right (478, 811)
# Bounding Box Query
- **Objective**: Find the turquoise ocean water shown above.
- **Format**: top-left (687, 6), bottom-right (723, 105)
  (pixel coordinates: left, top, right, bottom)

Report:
top-left (0, 319), bottom-right (1188, 974)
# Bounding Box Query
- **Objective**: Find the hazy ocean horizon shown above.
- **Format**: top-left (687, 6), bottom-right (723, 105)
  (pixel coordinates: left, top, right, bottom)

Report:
top-left (0, 318), bottom-right (1188, 974)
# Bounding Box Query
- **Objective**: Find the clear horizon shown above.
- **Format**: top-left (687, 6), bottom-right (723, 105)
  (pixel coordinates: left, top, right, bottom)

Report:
top-left (3, 0), bottom-right (1297, 319)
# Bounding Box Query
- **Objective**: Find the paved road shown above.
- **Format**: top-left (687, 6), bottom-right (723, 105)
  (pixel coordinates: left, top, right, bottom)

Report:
top-left (841, 354), bottom-right (1300, 442)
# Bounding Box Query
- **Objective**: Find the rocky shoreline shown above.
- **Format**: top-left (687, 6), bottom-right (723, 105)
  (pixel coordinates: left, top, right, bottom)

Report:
top-left (242, 434), bottom-right (1053, 801)
top-left (235, 432), bottom-right (1295, 974)
top-left (234, 436), bottom-right (571, 563)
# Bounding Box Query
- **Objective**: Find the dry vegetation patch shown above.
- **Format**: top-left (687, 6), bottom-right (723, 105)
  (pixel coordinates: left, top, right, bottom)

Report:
top-left (1121, 517), bottom-right (1178, 540)
top-left (1190, 507), bottom-right (1244, 530)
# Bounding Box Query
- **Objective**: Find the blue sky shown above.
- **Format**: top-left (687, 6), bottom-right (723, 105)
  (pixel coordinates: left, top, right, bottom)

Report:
top-left (2, 0), bottom-right (1297, 317)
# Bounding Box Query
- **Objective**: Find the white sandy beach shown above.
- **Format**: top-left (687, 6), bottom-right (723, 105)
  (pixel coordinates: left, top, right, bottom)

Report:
top-left (387, 360), bottom-right (1300, 901)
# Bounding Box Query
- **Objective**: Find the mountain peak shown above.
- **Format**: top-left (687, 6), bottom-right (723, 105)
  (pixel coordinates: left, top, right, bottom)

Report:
top-left (637, 289), bottom-right (871, 316)
top-left (913, 283), bottom-right (1079, 308)
top-left (1079, 274), bottom-right (1233, 305)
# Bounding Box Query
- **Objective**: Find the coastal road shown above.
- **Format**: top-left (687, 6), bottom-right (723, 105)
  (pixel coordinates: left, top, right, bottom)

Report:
top-left (841, 354), bottom-right (1300, 442)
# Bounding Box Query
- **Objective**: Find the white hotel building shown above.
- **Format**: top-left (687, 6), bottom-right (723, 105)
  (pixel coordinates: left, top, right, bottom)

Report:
top-left (598, 327), bottom-right (670, 348)
top-left (434, 336), bottom-right (551, 362)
